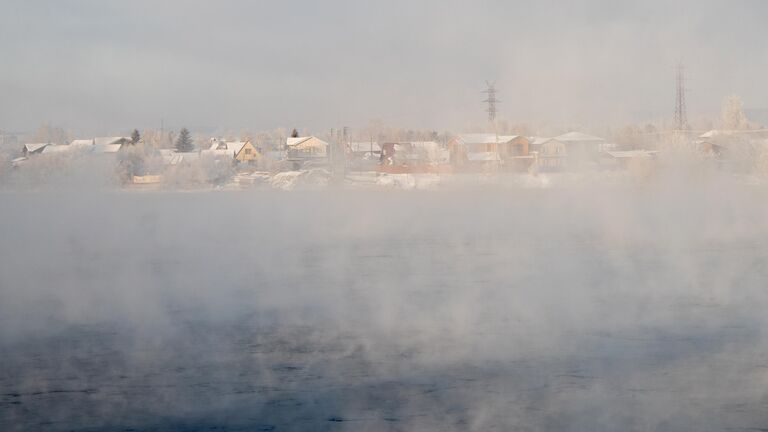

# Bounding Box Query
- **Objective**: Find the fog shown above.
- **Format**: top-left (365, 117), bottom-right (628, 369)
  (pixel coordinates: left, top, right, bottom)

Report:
top-left (2, 176), bottom-right (768, 430)
top-left (3, 1), bottom-right (768, 430)
top-left (2, 0), bottom-right (768, 133)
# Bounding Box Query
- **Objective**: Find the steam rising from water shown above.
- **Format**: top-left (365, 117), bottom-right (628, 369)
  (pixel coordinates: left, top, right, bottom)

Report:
top-left (2, 182), bottom-right (768, 430)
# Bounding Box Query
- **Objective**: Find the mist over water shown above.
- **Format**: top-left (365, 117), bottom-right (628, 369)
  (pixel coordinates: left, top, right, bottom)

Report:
top-left (2, 0), bottom-right (768, 429)
top-left (2, 179), bottom-right (768, 431)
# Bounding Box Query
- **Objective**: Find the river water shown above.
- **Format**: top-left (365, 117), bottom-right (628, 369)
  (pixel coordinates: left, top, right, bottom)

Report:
top-left (1, 186), bottom-right (768, 431)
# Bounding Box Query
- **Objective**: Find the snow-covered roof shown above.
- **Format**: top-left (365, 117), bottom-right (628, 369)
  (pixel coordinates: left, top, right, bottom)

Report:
top-left (94, 137), bottom-right (130, 146)
top-left (286, 136), bottom-right (329, 150)
top-left (42, 144), bottom-right (79, 154)
top-left (457, 134), bottom-right (521, 145)
top-left (349, 141), bottom-right (381, 152)
top-left (92, 143), bottom-right (123, 154)
top-left (208, 139), bottom-right (248, 152)
top-left (286, 137), bottom-right (313, 147)
top-left (530, 137), bottom-right (552, 146)
top-left (554, 132), bottom-right (605, 143)
top-left (69, 139), bottom-right (94, 147)
top-left (467, 151), bottom-right (501, 162)
top-left (386, 141), bottom-right (448, 164)
top-left (159, 149), bottom-right (200, 165)
top-left (23, 143), bottom-right (49, 153)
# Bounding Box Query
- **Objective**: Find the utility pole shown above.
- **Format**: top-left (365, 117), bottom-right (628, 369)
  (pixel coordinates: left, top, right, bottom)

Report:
top-left (160, 119), bottom-right (165, 147)
top-left (482, 81), bottom-right (499, 123)
top-left (674, 63), bottom-right (688, 130)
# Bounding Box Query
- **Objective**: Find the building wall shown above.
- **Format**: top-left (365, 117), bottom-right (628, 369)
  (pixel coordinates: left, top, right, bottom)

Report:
top-left (235, 142), bottom-right (260, 162)
top-left (541, 140), bottom-right (566, 157)
top-left (538, 157), bottom-right (566, 170)
top-left (499, 136), bottom-right (530, 158)
top-left (291, 137), bottom-right (328, 157)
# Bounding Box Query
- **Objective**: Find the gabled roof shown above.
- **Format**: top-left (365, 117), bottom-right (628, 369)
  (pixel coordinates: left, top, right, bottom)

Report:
top-left (530, 137), bottom-right (553, 146)
top-left (43, 143), bottom-right (94, 154)
top-left (348, 141), bottom-right (381, 152)
top-left (457, 133), bottom-right (521, 145)
top-left (286, 136), bottom-right (314, 147)
top-left (286, 136), bottom-right (329, 149)
top-left (208, 139), bottom-right (248, 153)
top-left (69, 139), bottom-right (94, 147)
top-left (159, 149), bottom-right (200, 165)
top-left (40, 142), bottom-right (122, 155)
top-left (554, 132), bottom-right (605, 143)
top-left (42, 145), bottom-right (70, 154)
top-left (23, 143), bottom-right (49, 153)
top-left (94, 137), bottom-right (131, 146)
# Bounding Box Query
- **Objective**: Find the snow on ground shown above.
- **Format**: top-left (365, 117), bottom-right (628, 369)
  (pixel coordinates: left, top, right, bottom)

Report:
top-left (270, 169), bottom-right (331, 190)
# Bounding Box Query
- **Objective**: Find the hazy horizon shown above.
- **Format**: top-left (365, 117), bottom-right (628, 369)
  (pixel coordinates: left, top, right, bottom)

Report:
top-left (1, 1), bottom-right (767, 135)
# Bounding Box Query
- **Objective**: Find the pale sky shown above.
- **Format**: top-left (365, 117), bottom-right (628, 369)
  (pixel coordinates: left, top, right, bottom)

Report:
top-left (1, 0), bottom-right (766, 134)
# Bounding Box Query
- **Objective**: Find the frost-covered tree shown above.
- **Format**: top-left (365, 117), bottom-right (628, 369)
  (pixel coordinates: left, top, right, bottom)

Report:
top-left (32, 122), bottom-right (68, 144)
top-left (117, 144), bottom-right (145, 182)
top-left (175, 128), bottom-right (194, 152)
top-left (721, 95), bottom-right (749, 130)
top-left (290, 128), bottom-right (299, 138)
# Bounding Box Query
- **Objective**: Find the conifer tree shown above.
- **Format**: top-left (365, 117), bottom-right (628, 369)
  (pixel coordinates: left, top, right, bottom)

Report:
top-left (176, 128), bottom-right (194, 152)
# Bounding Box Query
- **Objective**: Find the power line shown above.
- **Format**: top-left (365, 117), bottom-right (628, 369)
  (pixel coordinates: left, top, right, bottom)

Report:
top-left (482, 81), bottom-right (499, 122)
top-left (674, 63), bottom-right (688, 130)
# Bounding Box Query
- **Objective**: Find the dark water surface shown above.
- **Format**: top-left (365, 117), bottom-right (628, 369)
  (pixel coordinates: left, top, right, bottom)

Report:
top-left (1, 189), bottom-right (768, 431)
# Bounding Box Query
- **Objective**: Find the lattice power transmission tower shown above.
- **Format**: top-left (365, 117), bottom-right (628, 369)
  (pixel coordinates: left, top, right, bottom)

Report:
top-left (482, 81), bottom-right (499, 122)
top-left (674, 63), bottom-right (688, 130)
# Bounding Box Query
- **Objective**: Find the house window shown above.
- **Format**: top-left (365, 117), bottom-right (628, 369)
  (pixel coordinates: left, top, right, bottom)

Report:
top-left (245, 148), bottom-right (252, 155)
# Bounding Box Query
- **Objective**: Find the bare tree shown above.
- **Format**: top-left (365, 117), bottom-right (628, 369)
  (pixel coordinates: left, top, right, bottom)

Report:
top-left (32, 122), bottom-right (68, 144)
top-left (721, 95), bottom-right (749, 130)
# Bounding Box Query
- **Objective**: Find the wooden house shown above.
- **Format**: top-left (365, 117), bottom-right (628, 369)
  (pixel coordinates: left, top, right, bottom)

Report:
top-left (205, 139), bottom-right (260, 163)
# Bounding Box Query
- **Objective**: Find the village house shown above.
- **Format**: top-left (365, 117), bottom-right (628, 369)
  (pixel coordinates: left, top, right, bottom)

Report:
top-left (531, 132), bottom-right (611, 171)
top-left (348, 141), bottom-right (381, 159)
top-left (94, 138), bottom-right (131, 154)
top-left (449, 134), bottom-right (499, 165)
top-left (286, 136), bottom-right (328, 158)
top-left (159, 149), bottom-right (201, 166)
top-left (449, 134), bottom-right (531, 171)
top-left (21, 143), bottom-right (49, 157)
top-left (379, 141), bottom-right (450, 173)
top-left (346, 141), bottom-right (381, 171)
top-left (39, 137), bottom-right (132, 156)
top-left (203, 138), bottom-right (260, 164)
top-left (695, 130), bottom-right (768, 171)
top-left (92, 143), bottom-right (123, 156)
top-left (285, 136), bottom-right (329, 169)
top-left (94, 137), bottom-right (132, 146)
top-left (498, 135), bottom-right (532, 170)
top-left (600, 150), bottom-right (659, 170)
top-left (534, 138), bottom-right (568, 170)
